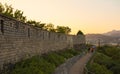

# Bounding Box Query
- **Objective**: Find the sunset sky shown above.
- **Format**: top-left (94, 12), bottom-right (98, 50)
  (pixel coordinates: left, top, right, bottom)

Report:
top-left (0, 0), bottom-right (120, 34)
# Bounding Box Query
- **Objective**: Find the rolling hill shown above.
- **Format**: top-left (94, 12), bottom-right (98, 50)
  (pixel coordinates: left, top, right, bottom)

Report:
top-left (86, 30), bottom-right (120, 46)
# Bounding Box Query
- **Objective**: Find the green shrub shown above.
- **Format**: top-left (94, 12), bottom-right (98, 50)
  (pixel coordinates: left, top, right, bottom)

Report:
top-left (113, 52), bottom-right (120, 59)
top-left (11, 56), bottom-right (56, 74)
top-left (10, 49), bottom-right (82, 74)
top-left (93, 52), bottom-right (114, 69)
top-left (87, 63), bottom-right (113, 74)
top-left (97, 46), bottom-right (120, 59)
top-left (87, 46), bottom-right (120, 74)
top-left (110, 64), bottom-right (120, 74)
top-left (105, 47), bottom-right (120, 57)
top-left (43, 53), bottom-right (65, 67)
top-left (59, 52), bottom-right (73, 59)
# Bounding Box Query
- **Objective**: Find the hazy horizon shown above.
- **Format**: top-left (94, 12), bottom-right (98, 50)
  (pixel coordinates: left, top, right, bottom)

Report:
top-left (0, 0), bottom-right (120, 34)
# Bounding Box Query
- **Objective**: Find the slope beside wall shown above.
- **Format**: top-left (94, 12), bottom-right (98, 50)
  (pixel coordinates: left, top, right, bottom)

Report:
top-left (0, 14), bottom-right (85, 71)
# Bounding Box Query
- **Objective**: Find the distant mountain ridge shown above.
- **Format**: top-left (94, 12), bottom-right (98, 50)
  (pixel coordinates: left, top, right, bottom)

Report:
top-left (103, 30), bottom-right (120, 38)
top-left (86, 30), bottom-right (120, 45)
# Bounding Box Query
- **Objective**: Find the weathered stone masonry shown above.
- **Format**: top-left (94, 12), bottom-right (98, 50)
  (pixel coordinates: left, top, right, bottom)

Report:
top-left (0, 14), bottom-right (85, 70)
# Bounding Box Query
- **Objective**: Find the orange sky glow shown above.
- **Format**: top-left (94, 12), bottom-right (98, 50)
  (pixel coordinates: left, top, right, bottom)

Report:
top-left (0, 0), bottom-right (120, 34)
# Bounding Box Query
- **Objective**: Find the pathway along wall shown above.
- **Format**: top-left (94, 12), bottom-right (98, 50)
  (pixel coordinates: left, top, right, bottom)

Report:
top-left (0, 14), bottom-right (85, 71)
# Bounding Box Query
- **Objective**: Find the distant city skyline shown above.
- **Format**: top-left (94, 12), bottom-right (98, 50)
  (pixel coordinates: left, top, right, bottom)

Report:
top-left (0, 0), bottom-right (120, 34)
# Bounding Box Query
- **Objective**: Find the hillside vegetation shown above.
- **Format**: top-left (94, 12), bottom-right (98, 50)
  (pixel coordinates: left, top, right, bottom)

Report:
top-left (8, 49), bottom-right (82, 74)
top-left (87, 46), bottom-right (120, 74)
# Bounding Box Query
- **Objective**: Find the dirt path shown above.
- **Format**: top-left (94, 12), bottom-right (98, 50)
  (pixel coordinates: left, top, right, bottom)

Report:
top-left (69, 53), bottom-right (92, 74)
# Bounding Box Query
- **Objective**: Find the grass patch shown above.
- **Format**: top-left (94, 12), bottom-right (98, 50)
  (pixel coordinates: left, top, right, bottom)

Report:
top-left (87, 46), bottom-right (120, 74)
top-left (10, 49), bottom-right (82, 74)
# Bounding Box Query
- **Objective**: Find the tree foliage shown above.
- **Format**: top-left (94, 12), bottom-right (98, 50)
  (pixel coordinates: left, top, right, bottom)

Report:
top-left (44, 23), bottom-right (56, 32)
top-left (26, 20), bottom-right (45, 28)
top-left (0, 3), bottom-right (26, 22)
top-left (56, 26), bottom-right (71, 34)
top-left (77, 30), bottom-right (84, 35)
top-left (3, 4), bottom-right (13, 17)
top-left (10, 49), bottom-right (81, 74)
top-left (87, 46), bottom-right (120, 74)
top-left (0, 3), bottom-right (5, 13)
top-left (0, 3), bottom-right (81, 34)
top-left (14, 9), bottom-right (26, 22)
top-left (87, 63), bottom-right (113, 74)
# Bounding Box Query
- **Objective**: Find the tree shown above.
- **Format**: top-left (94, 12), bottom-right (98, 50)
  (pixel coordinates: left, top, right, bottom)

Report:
top-left (44, 23), bottom-right (56, 32)
top-left (27, 20), bottom-right (45, 28)
top-left (27, 20), bottom-right (36, 25)
top-left (0, 3), bottom-right (72, 33)
top-left (56, 26), bottom-right (71, 34)
top-left (77, 30), bottom-right (84, 35)
top-left (14, 9), bottom-right (26, 22)
top-left (3, 3), bottom-right (13, 17)
top-left (0, 3), bottom-right (26, 22)
top-left (0, 3), bottom-right (5, 13)
top-left (34, 23), bottom-right (45, 29)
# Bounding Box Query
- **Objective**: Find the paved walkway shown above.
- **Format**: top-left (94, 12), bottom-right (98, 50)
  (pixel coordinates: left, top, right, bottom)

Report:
top-left (69, 53), bottom-right (93, 74)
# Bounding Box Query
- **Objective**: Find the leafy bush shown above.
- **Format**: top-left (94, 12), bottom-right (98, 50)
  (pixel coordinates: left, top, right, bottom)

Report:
top-left (58, 49), bottom-right (80, 59)
top-left (93, 52), bottom-right (115, 69)
top-left (11, 56), bottom-right (55, 74)
top-left (10, 49), bottom-right (82, 74)
top-left (110, 64), bottom-right (120, 74)
top-left (87, 46), bottom-right (120, 74)
top-left (87, 63), bottom-right (113, 74)
top-left (43, 53), bottom-right (65, 67)
top-left (105, 47), bottom-right (120, 57)
top-left (98, 46), bottom-right (120, 58)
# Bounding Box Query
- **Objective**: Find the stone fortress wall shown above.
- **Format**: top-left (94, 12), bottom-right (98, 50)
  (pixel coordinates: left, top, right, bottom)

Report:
top-left (0, 14), bottom-right (85, 70)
